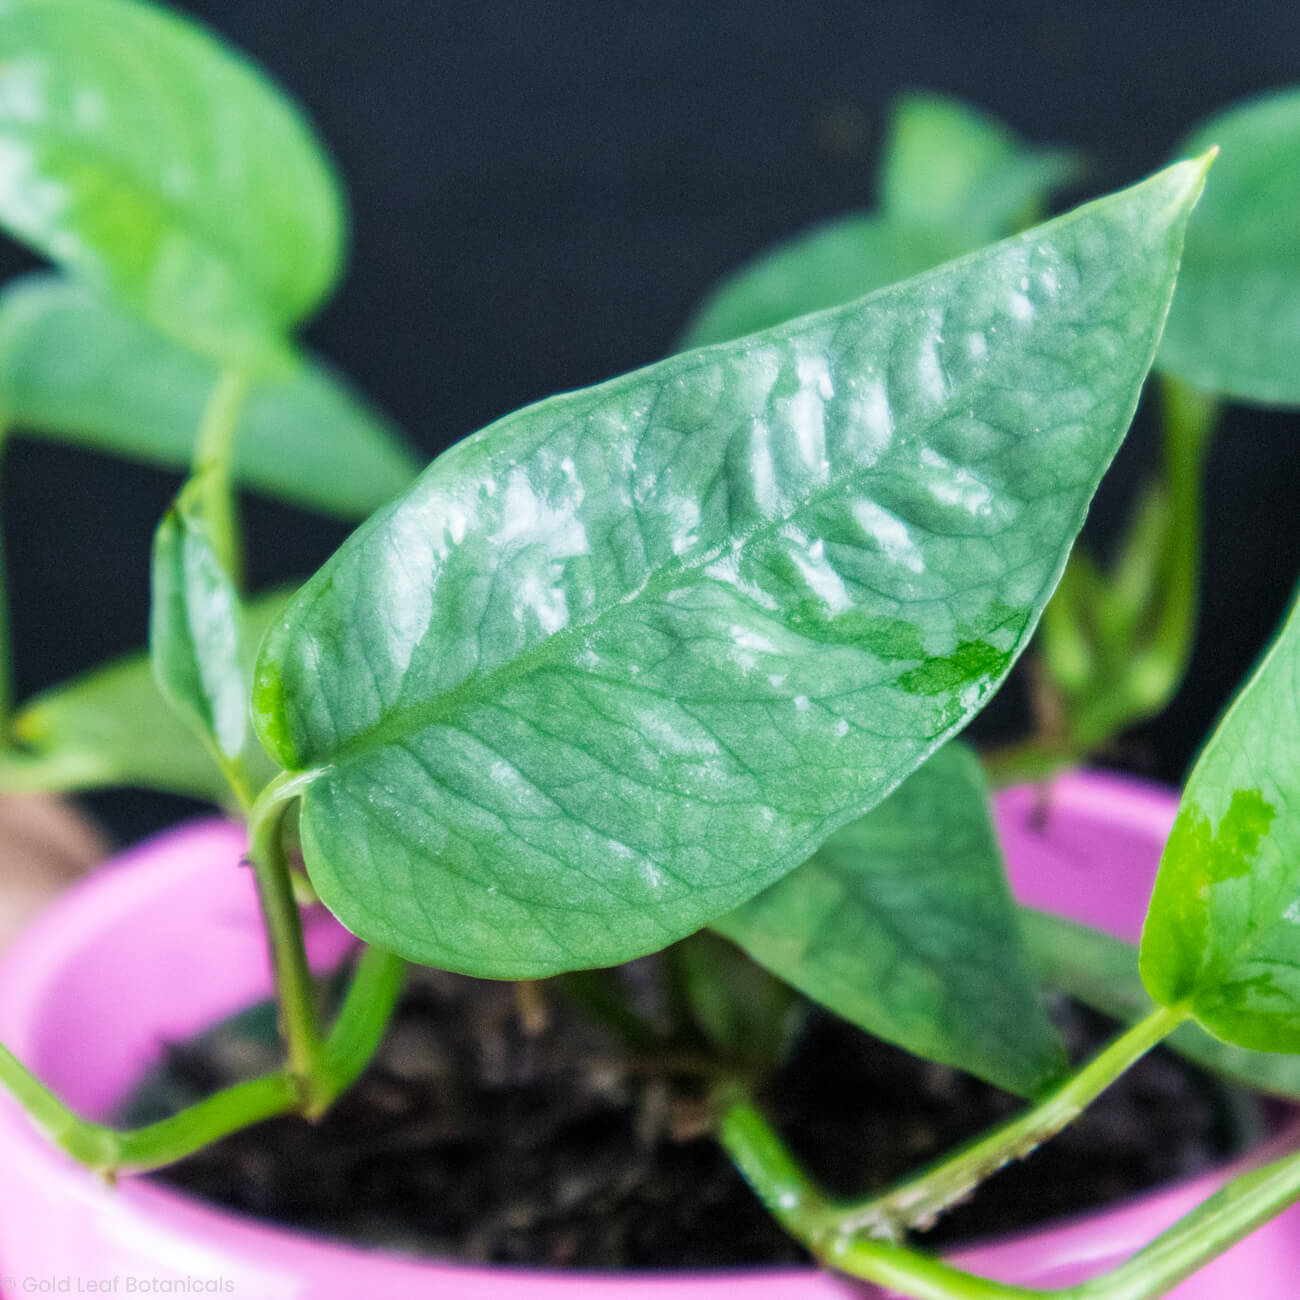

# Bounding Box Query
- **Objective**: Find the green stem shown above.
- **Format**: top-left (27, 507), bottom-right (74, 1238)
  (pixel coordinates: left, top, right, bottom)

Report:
top-left (317, 944), bottom-right (406, 1110)
top-left (825, 1239), bottom-right (1043, 1299)
top-left (191, 369), bottom-right (252, 588)
top-left (0, 941), bottom-right (405, 1174)
top-left (716, 1088), bottom-right (1039, 1298)
top-left (246, 770), bottom-right (328, 1106)
top-left (716, 1086), bottom-right (833, 1228)
top-left (1135, 375), bottom-right (1217, 698)
top-left (816, 1004), bottom-right (1188, 1240)
top-left (1070, 1142), bottom-right (1300, 1300)
top-left (0, 1037), bottom-right (297, 1173)
top-left (979, 735), bottom-right (1080, 790)
top-left (1067, 376), bottom-right (1217, 748)
top-left (717, 1067), bottom-right (1300, 1300)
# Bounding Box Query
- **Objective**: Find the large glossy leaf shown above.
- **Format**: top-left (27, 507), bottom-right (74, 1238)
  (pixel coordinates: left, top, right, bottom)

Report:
top-left (1158, 88), bottom-right (1300, 404)
top-left (254, 161), bottom-right (1208, 978)
top-left (1, 588), bottom-right (290, 802)
top-left (1024, 908), bottom-right (1300, 1100)
top-left (678, 216), bottom-right (971, 350)
top-left (0, 274), bottom-right (418, 519)
top-left (880, 92), bottom-right (1082, 242)
top-left (0, 0), bottom-right (344, 365)
top-left (715, 743), bottom-right (1063, 1097)
top-left (1141, 595), bottom-right (1300, 1050)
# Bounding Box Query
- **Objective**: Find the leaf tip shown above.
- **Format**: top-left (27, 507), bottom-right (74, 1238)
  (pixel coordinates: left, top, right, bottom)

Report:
top-left (1163, 149), bottom-right (1216, 210)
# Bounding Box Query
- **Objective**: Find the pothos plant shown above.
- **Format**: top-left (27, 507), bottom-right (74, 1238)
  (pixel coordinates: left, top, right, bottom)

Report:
top-left (0, 3), bottom-right (1297, 1298)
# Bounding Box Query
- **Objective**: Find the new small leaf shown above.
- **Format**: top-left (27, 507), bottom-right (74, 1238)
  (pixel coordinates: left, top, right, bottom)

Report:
top-left (151, 480), bottom-right (253, 786)
top-left (1141, 594), bottom-right (1300, 1050)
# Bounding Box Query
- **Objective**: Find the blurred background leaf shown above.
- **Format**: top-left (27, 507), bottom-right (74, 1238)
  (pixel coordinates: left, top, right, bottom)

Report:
top-left (0, 274), bottom-right (418, 520)
top-left (0, 0), bottom-right (346, 366)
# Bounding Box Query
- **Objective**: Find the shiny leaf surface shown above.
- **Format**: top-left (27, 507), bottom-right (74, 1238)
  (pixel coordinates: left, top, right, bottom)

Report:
top-left (1141, 595), bottom-right (1300, 1050)
top-left (255, 163), bottom-right (1207, 977)
top-left (1025, 908), bottom-right (1300, 1100)
top-left (5, 589), bottom-right (290, 801)
top-left (1159, 87), bottom-right (1300, 404)
top-left (679, 216), bottom-right (970, 350)
top-left (0, 0), bottom-right (344, 364)
top-left (0, 274), bottom-right (418, 518)
top-left (716, 744), bottom-right (1063, 1096)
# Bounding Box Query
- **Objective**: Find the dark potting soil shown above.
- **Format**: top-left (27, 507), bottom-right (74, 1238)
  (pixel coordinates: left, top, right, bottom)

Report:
top-left (120, 963), bottom-right (1261, 1271)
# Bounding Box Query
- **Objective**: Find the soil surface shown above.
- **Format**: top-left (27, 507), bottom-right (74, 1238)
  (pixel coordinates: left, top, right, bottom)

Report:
top-left (121, 962), bottom-right (1260, 1271)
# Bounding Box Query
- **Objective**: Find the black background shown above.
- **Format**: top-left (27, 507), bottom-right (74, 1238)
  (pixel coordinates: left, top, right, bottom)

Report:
top-left (3, 1), bottom-right (1299, 841)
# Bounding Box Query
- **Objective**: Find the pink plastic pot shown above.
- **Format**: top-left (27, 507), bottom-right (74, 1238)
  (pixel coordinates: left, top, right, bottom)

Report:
top-left (0, 770), bottom-right (1296, 1298)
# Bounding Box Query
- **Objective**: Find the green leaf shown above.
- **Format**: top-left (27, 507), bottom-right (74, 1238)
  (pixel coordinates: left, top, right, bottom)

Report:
top-left (1158, 87), bottom-right (1300, 404)
top-left (1024, 907), bottom-right (1300, 1101)
top-left (1140, 594), bottom-right (1300, 1050)
top-left (150, 477), bottom-right (248, 767)
top-left (0, 0), bottom-right (345, 365)
top-left (880, 92), bottom-right (1083, 242)
top-left (0, 274), bottom-right (418, 519)
top-left (4, 588), bottom-right (291, 801)
top-left (679, 216), bottom-right (971, 350)
top-left (679, 95), bottom-right (1081, 353)
top-left (254, 161), bottom-right (1208, 979)
top-left (715, 743), bottom-right (1063, 1096)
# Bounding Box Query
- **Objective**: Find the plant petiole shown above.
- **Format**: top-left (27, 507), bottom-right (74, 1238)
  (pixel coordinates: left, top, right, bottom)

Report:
top-left (0, 940), bottom-right (403, 1175)
top-left (316, 944), bottom-right (405, 1111)
top-left (718, 1056), bottom-right (1300, 1300)
top-left (245, 768), bottom-right (330, 1109)
top-left (818, 1003), bottom-right (1189, 1240)
top-left (716, 1086), bottom-right (1039, 1298)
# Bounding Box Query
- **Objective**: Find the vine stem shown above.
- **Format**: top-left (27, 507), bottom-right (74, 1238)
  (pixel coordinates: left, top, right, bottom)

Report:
top-left (1133, 375), bottom-right (1217, 700)
top-left (319, 943), bottom-right (407, 1100)
top-left (245, 769), bottom-right (330, 1109)
top-left (716, 1092), bottom-right (1038, 1300)
top-left (820, 1004), bottom-right (1188, 1240)
top-left (1073, 1143), bottom-right (1300, 1300)
top-left (984, 375), bottom-right (1219, 788)
top-left (0, 946), bottom-right (404, 1174)
top-left (717, 1057), bottom-right (1300, 1300)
